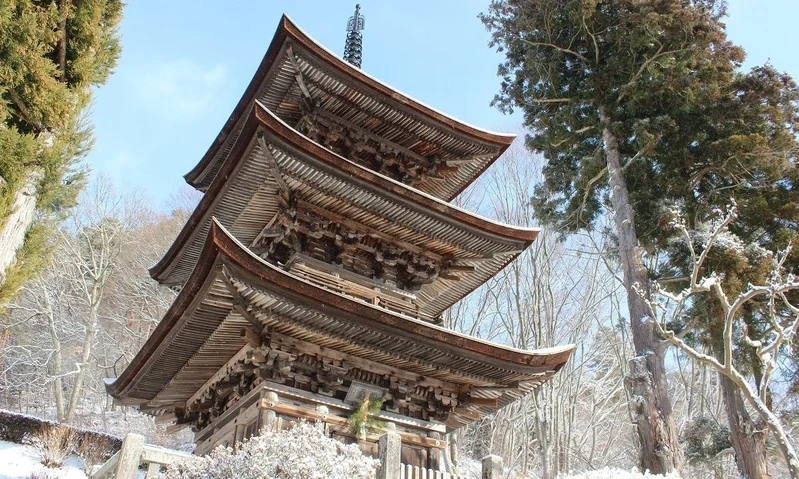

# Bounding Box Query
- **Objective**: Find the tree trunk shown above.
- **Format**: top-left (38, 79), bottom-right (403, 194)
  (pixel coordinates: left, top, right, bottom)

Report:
top-left (64, 295), bottom-right (98, 424)
top-left (600, 108), bottom-right (683, 474)
top-left (44, 287), bottom-right (65, 422)
top-left (0, 170), bottom-right (41, 289)
top-left (726, 370), bottom-right (799, 478)
top-left (720, 374), bottom-right (769, 478)
top-left (57, 0), bottom-right (68, 77)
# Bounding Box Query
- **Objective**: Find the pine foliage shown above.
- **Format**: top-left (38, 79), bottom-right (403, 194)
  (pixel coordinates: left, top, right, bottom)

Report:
top-left (481, 0), bottom-right (798, 248)
top-left (346, 394), bottom-right (386, 436)
top-left (0, 0), bottom-right (123, 301)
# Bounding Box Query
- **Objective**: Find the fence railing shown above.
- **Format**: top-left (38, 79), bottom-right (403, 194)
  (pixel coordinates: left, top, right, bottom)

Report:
top-left (91, 430), bottom-right (504, 479)
top-left (90, 433), bottom-right (196, 479)
top-left (377, 432), bottom-right (504, 479)
top-left (400, 464), bottom-right (460, 478)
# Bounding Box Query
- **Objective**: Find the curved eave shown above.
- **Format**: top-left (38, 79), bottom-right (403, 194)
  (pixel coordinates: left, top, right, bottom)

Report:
top-left (184, 14), bottom-right (516, 196)
top-left (109, 219), bottom-right (574, 402)
top-left (151, 101), bottom-right (538, 285)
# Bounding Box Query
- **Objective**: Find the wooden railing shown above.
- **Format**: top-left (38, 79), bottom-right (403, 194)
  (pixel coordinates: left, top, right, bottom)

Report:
top-left (377, 432), bottom-right (504, 479)
top-left (400, 464), bottom-right (460, 478)
top-left (91, 430), bottom-right (504, 479)
top-left (90, 433), bottom-right (196, 479)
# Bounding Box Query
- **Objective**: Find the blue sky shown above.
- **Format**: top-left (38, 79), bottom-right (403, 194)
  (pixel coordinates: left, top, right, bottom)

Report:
top-left (86, 1), bottom-right (799, 209)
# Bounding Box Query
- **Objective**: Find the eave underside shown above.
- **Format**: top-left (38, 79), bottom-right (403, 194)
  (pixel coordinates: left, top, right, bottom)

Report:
top-left (155, 106), bottom-right (536, 320)
top-left (111, 221), bottom-right (572, 430)
top-left (187, 17), bottom-right (514, 200)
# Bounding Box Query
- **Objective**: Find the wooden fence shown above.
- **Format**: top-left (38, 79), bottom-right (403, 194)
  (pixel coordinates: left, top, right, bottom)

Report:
top-left (377, 432), bottom-right (504, 479)
top-left (90, 433), bottom-right (196, 479)
top-left (399, 464), bottom-right (460, 478)
top-left (91, 430), bottom-right (504, 479)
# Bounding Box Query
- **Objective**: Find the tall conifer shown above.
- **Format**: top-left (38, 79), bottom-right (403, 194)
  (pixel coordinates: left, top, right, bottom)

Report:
top-left (0, 0), bottom-right (123, 302)
top-left (481, 0), bottom-right (798, 475)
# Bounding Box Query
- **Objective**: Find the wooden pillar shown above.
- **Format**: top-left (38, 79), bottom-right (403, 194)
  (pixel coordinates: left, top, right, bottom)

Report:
top-left (481, 454), bottom-right (503, 479)
top-left (259, 391), bottom-right (279, 432)
top-left (428, 432), bottom-right (442, 471)
top-left (115, 433), bottom-right (145, 479)
top-left (315, 405), bottom-right (329, 434)
top-left (378, 432), bottom-right (402, 479)
top-left (145, 462), bottom-right (161, 479)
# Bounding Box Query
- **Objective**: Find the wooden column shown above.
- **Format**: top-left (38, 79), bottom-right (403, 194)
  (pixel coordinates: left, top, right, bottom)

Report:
top-left (428, 431), bottom-right (443, 471)
top-left (481, 455), bottom-right (503, 479)
top-left (378, 432), bottom-right (401, 479)
top-left (116, 433), bottom-right (145, 479)
top-left (315, 405), bottom-right (329, 434)
top-left (259, 391), bottom-right (279, 432)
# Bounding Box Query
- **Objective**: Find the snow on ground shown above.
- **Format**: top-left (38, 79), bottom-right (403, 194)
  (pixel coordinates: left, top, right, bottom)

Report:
top-left (557, 469), bottom-right (681, 478)
top-left (0, 440), bottom-right (87, 479)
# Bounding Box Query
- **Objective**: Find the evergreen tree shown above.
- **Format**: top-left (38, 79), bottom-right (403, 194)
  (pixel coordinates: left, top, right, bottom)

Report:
top-left (0, 0), bottom-right (123, 303)
top-left (481, 0), bottom-right (798, 475)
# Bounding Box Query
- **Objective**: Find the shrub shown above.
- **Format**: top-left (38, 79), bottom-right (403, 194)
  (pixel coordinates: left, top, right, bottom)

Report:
top-left (77, 433), bottom-right (114, 473)
top-left (34, 425), bottom-right (77, 468)
top-left (0, 409), bottom-right (121, 452)
top-left (159, 421), bottom-right (378, 479)
top-left (27, 469), bottom-right (61, 479)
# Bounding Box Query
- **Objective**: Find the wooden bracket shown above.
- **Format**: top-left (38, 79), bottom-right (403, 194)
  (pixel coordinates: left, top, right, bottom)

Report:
top-left (286, 45), bottom-right (314, 111)
top-left (256, 134), bottom-right (292, 197)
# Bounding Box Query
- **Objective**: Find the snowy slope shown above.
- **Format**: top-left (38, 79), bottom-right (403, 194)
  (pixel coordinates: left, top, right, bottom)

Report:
top-left (0, 441), bottom-right (87, 479)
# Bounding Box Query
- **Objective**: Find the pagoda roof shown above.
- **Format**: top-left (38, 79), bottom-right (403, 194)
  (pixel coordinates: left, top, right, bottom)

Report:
top-left (151, 102), bottom-right (538, 320)
top-left (107, 219), bottom-right (574, 429)
top-left (185, 15), bottom-right (515, 200)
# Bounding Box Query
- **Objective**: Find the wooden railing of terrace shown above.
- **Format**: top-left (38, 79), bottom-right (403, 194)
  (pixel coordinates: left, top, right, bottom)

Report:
top-left (377, 432), bottom-right (504, 479)
top-left (90, 433), bottom-right (196, 479)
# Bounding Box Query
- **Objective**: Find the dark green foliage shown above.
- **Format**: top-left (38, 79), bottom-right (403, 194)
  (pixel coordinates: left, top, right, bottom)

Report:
top-left (347, 395), bottom-right (387, 436)
top-left (482, 1), bottom-right (799, 473)
top-left (482, 0), bottom-right (799, 374)
top-left (481, 0), bottom-right (798, 251)
top-left (0, 0), bottom-right (122, 301)
top-left (684, 416), bottom-right (732, 464)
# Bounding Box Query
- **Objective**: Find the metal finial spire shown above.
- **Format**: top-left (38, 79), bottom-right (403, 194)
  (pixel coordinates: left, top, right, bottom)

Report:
top-left (343, 4), bottom-right (365, 68)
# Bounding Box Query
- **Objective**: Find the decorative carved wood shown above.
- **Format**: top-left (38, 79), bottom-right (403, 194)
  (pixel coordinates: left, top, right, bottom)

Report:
top-left (296, 110), bottom-right (456, 186)
top-left (176, 326), bottom-right (473, 433)
top-left (250, 200), bottom-right (468, 295)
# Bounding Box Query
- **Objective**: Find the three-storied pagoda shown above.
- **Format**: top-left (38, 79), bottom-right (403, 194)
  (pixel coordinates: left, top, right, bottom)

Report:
top-left (107, 12), bottom-right (574, 469)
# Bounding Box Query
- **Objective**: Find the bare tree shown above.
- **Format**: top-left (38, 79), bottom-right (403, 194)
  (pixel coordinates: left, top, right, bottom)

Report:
top-left (451, 143), bottom-right (636, 477)
top-left (647, 206), bottom-right (799, 478)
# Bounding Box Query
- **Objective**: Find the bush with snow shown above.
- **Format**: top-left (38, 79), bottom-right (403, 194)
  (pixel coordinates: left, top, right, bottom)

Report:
top-left (158, 421), bottom-right (377, 479)
top-left (33, 425), bottom-right (78, 468)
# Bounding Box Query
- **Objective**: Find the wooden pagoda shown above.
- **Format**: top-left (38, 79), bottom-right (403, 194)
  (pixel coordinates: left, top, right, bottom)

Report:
top-left (106, 15), bottom-right (574, 468)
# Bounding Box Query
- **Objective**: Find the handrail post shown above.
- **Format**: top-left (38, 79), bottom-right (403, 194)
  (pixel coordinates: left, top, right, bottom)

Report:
top-left (481, 454), bottom-right (503, 479)
top-left (115, 433), bottom-right (145, 479)
top-left (378, 431), bottom-right (401, 479)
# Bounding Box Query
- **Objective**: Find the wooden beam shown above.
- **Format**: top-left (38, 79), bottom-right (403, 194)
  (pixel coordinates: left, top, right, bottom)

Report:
top-left (296, 199), bottom-right (445, 262)
top-left (444, 154), bottom-right (494, 166)
top-left (256, 135), bottom-right (291, 196)
top-left (219, 268), bottom-right (267, 333)
top-left (445, 264), bottom-right (475, 273)
top-left (290, 253), bottom-right (418, 303)
top-left (438, 273), bottom-right (461, 282)
top-left (258, 398), bottom-right (446, 448)
top-left (249, 212), bottom-right (280, 247)
top-left (466, 397), bottom-right (498, 408)
top-left (472, 382), bottom-right (520, 394)
top-left (313, 108), bottom-right (428, 165)
top-left (285, 45), bottom-right (314, 109)
top-left (185, 344), bottom-right (254, 411)
top-left (269, 332), bottom-right (459, 395)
